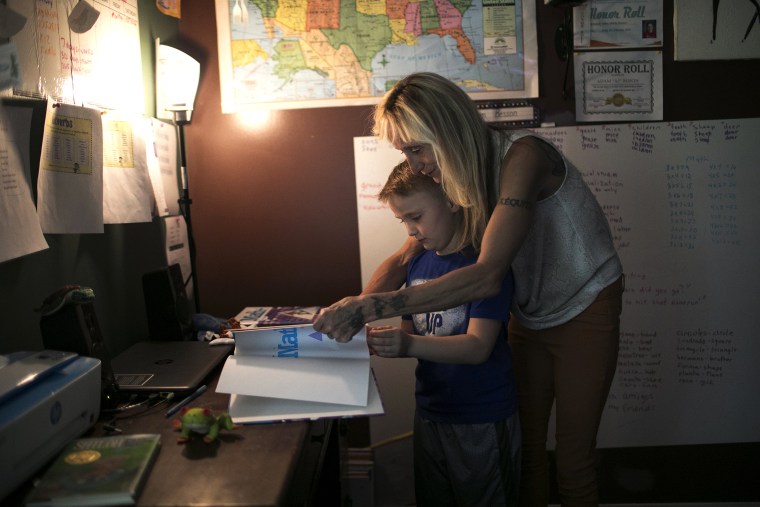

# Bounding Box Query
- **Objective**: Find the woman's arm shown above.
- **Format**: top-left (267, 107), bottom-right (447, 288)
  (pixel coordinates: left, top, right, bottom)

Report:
top-left (367, 317), bottom-right (503, 364)
top-left (361, 236), bottom-right (423, 294)
top-left (315, 137), bottom-right (559, 342)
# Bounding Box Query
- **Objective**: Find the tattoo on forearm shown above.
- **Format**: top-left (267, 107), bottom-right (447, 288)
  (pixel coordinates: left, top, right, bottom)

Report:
top-left (348, 307), bottom-right (364, 331)
top-left (336, 306), bottom-right (365, 331)
top-left (371, 294), bottom-right (409, 318)
top-left (498, 196), bottom-right (534, 210)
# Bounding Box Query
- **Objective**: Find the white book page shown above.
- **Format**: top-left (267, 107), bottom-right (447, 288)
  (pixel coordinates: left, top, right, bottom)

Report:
top-left (232, 325), bottom-right (368, 359)
top-left (228, 370), bottom-right (385, 424)
top-left (216, 354), bottom-right (369, 406)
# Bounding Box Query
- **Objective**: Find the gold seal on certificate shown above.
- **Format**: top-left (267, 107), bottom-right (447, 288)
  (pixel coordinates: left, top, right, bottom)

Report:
top-left (606, 93), bottom-right (633, 107)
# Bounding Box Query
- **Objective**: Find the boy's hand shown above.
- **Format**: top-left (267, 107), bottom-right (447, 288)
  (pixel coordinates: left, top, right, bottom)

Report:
top-left (367, 325), bottom-right (409, 358)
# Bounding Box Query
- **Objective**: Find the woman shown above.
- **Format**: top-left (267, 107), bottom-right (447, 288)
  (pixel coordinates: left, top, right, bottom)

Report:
top-left (315, 72), bottom-right (623, 506)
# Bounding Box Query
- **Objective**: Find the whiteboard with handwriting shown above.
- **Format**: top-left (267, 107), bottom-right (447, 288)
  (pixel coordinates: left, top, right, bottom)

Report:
top-left (354, 118), bottom-right (760, 448)
top-left (8, 0), bottom-right (143, 113)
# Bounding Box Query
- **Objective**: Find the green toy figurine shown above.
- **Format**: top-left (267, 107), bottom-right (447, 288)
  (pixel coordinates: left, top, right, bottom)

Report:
top-left (172, 407), bottom-right (238, 443)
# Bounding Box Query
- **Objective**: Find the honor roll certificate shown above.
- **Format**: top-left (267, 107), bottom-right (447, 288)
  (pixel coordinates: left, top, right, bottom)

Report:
top-left (574, 50), bottom-right (663, 122)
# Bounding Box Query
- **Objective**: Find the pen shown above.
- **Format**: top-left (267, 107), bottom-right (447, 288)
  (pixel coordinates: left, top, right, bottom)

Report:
top-left (165, 384), bottom-right (207, 418)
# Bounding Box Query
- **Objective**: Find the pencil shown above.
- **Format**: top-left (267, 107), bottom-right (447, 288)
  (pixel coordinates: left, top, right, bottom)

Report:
top-left (165, 384), bottom-right (208, 417)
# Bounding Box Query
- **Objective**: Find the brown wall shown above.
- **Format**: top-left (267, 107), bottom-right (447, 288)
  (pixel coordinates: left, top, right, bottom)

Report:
top-left (174, 0), bottom-right (759, 318)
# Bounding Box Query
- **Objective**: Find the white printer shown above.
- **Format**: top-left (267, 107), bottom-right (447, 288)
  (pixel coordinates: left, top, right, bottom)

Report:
top-left (0, 350), bottom-right (101, 501)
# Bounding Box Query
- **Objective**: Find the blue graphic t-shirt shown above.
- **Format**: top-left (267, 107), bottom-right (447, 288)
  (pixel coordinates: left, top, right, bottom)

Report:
top-left (404, 249), bottom-right (517, 424)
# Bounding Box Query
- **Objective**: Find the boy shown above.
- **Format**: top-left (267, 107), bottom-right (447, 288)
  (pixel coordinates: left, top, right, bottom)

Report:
top-left (367, 161), bottom-right (520, 506)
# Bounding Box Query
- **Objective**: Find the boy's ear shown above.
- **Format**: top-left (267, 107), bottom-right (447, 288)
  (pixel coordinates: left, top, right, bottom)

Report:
top-left (447, 200), bottom-right (460, 213)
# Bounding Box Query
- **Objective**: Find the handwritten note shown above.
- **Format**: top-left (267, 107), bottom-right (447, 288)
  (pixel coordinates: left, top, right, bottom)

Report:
top-left (9, 0), bottom-right (143, 112)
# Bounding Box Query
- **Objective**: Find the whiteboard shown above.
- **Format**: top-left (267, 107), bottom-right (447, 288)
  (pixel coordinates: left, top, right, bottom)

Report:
top-left (8, 0), bottom-right (144, 113)
top-left (354, 118), bottom-right (760, 448)
top-left (353, 137), bottom-right (407, 288)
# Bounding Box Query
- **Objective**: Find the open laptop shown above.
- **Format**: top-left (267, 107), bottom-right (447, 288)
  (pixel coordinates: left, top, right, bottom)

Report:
top-left (110, 341), bottom-right (232, 393)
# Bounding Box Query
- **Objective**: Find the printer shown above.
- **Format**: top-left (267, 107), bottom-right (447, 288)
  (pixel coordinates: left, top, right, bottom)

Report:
top-left (0, 351), bottom-right (101, 501)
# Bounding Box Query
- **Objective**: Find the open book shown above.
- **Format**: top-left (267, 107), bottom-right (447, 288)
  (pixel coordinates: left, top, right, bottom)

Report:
top-left (215, 325), bottom-right (384, 423)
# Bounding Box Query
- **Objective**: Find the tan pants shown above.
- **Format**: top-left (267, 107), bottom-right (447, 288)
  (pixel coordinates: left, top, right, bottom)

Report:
top-left (508, 276), bottom-right (623, 507)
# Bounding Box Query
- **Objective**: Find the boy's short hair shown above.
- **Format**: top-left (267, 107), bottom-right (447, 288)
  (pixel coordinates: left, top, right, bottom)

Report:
top-left (379, 161), bottom-right (469, 254)
top-left (378, 161), bottom-right (447, 203)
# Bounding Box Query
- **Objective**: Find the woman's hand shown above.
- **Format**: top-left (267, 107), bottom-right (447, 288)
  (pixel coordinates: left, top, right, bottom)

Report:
top-left (314, 296), bottom-right (367, 342)
top-left (315, 237), bottom-right (421, 342)
top-left (366, 325), bottom-right (409, 358)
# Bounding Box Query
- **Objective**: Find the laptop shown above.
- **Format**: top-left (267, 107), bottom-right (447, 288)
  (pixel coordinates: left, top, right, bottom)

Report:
top-left (110, 341), bottom-right (232, 393)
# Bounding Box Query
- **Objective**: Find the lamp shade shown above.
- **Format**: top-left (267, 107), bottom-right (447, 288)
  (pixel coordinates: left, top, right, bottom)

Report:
top-left (156, 44), bottom-right (201, 122)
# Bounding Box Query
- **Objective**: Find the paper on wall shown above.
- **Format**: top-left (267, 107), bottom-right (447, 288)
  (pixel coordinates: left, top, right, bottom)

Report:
top-left (0, 104), bottom-right (48, 263)
top-left (102, 112), bottom-right (153, 224)
top-left (37, 102), bottom-right (104, 234)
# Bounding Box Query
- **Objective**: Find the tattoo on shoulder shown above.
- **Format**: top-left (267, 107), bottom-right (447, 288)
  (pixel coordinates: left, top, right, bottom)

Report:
top-left (371, 294), bottom-right (409, 318)
top-left (498, 196), bottom-right (534, 210)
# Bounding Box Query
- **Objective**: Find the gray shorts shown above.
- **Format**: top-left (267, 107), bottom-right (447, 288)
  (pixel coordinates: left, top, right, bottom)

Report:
top-left (413, 411), bottom-right (521, 507)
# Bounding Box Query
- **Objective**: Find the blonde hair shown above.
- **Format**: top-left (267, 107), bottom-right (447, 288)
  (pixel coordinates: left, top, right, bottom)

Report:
top-left (373, 73), bottom-right (493, 251)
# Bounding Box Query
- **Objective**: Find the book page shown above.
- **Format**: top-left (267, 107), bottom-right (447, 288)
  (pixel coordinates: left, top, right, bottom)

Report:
top-left (227, 369), bottom-right (384, 423)
top-left (232, 325), bottom-right (369, 360)
top-left (217, 354), bottom-right (369, 406)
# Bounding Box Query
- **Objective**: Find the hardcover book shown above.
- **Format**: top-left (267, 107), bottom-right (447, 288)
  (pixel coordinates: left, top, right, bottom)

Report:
top-left (216, 325), bottom-right (384, 423)
top-left (25, 433), bottom-right (161, 506)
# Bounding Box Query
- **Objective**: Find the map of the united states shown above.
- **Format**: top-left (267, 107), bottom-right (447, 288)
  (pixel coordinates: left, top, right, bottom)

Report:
top-left (225, 0), bottom-right (529, 106)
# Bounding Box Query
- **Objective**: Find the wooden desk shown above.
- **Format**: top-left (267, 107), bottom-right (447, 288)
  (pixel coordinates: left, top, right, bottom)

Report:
top-left (6, 370), bottom-right (341, 507)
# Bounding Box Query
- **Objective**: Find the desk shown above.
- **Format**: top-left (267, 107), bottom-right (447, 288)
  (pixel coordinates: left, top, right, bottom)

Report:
top-left (6, 370), bottom-right (341, 507)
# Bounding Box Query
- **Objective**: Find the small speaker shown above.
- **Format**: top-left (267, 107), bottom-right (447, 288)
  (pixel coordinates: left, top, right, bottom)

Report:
top-left (142, 264), bottom-right (193, 341)
top-left (40, 301), bottom-right (119, 408)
